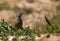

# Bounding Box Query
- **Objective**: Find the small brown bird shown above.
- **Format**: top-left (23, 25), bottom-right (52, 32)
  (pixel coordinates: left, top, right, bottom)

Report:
top-left (15, 13), bottom-right (23, 29)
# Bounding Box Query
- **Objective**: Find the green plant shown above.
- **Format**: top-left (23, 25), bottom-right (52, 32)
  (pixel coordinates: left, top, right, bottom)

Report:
top-left (44, 16), bottom-right (60, 34)
top-left (15, 27), bottom-right (32, 36)
top-left (21, 36), bottom-right (35, 41)
top-left (0, 19), bottom-right (16, 40)
top-left (0, 18), bottom-right (60, 41)
top-left (0, 19), bottom-right (35, 41)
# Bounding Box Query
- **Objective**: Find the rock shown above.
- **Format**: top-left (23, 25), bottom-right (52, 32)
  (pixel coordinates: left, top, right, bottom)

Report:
top-left (8, 36), bottom-right (18, 41)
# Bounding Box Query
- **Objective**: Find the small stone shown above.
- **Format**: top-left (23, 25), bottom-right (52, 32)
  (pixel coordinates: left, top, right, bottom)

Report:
top-left (46, 34), bottom-right (50, 38)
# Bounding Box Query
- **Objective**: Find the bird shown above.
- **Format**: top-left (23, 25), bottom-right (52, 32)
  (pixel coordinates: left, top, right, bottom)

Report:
top-left (15, 13), bottom-right (23, 29)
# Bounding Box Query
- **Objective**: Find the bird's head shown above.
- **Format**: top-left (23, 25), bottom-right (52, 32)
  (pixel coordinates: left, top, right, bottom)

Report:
top-left (17, 12), bottom-right (23, 17)
top-left (20, 13), bottom-right (22, 17)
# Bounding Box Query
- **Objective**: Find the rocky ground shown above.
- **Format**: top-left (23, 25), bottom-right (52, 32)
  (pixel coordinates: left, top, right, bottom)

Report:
top-left (4, 34), bottom-right (60, 41)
